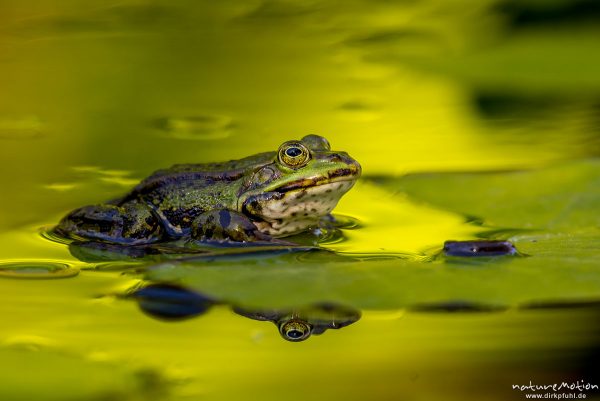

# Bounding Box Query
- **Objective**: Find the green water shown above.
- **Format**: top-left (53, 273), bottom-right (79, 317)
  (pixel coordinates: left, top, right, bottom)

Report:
top-left (1, 0), bottom-right (599, 400)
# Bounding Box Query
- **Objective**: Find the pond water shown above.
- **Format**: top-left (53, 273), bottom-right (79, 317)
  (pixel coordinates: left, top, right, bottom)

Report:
top-left (1, 1), bottom-right (599, 400)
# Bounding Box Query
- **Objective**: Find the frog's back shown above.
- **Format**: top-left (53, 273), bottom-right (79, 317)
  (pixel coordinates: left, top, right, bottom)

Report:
top-left (113, 152), bottom-right (275, 236)
top-left (126, 152), bottom-right (274, 196)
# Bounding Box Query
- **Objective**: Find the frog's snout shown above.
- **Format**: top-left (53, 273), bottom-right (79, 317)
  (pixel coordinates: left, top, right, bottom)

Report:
top-left (327, 151), bottom-right (362, 177)
top-left (349, 157), bottom-right (362, 177)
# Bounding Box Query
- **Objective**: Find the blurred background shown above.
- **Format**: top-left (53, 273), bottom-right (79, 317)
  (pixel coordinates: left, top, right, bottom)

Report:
top-left (0, 1), bottom-right (599, 400)
top-left (1, 0), bottom-right (599, 227)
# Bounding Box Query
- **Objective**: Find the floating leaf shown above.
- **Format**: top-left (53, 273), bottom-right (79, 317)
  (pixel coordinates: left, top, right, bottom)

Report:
top-left (369, 160), bottom-right (600, 230)
top-left (146, 228), bottom-right (600, 310)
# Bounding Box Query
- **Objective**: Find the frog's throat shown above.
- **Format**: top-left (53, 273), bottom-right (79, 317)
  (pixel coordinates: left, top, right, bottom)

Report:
top-left (242, 179), bottom-right (357, 237)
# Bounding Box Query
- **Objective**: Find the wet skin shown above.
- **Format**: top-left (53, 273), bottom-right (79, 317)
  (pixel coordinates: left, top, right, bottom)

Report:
top-left (55, 135), bottom-right (361, 244)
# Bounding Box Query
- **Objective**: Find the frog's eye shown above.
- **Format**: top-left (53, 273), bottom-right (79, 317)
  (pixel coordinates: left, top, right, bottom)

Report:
top-left (279, 319), bottom-right (312, 342)
top-left (278, 141), bottom-right (311, 169)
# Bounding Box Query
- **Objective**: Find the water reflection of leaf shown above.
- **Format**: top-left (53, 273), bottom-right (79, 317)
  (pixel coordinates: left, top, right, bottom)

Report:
top-left (152, 115), bottom-right (235, 141)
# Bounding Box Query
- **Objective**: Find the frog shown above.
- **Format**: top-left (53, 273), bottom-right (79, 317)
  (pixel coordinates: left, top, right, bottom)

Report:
top-left (54, 135), bottom-right (361, 245)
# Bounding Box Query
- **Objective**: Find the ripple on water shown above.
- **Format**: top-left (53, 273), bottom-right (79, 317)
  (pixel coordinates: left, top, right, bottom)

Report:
top-left (0, 260), bottom-right (79, 279)
top-left (153, 114), bottom-right (235, 140)
top-left (0, 116), bottom-right (44, 140)
top-left (335, 100), bottom-right (381, 121)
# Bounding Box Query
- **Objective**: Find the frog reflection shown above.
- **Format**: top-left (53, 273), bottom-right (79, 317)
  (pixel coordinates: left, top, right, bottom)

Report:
top-left (234, 303), bottom-right (361, 342)
top-left (60, 227), bottom-right (347, 263)
top-left (132, 283), bottom-right (217, 320)
top-left (130, 284), bottom-right (361, 342)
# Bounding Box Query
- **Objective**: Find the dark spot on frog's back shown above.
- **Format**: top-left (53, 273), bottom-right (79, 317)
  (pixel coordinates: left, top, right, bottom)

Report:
top-left (219, 210), bottom-right (231, 228)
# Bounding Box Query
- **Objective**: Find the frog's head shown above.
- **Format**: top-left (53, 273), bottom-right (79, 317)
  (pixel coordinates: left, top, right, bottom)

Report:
top-left (238, 135), bottom-right (361, 237)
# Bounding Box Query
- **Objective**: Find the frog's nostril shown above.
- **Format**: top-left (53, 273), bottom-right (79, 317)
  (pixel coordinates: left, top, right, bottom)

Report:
top-left (328, 154), bottom-right (343, 163)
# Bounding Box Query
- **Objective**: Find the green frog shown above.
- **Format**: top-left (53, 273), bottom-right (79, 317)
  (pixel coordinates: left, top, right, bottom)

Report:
top-left (55, 135), bottom-right (361, 244)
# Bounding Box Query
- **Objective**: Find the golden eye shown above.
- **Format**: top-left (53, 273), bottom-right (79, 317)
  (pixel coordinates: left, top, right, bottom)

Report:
top-left (279, 319), bottom-right (312, 342)
top-left (278, 141), bottom-right (310, 169)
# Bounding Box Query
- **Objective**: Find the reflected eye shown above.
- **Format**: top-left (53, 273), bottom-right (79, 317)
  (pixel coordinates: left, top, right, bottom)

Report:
top-left (279, 319), bottom-right (312, 342)
top-left (278, 141), bottom-right (310, 169)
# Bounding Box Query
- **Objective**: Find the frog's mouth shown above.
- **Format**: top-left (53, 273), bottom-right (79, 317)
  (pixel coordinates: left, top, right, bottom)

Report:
top-left (273, 166), bottom-right (360, 193)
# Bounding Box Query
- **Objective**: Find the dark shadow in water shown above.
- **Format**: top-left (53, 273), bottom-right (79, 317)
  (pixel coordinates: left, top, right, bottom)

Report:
top-left (495, 0), bottom-right (600, 30)
top-left (65, 239), bottom-right (329, 268)
top-left (473, 93), bottom-right (567, 122)
top-left (41, 226), bottom-right (319, 264)
top-left (519, 299), bottom-right (600, 311)
top-left (410, 300), bottom-right (508, 313)
top-left (132, 284), bottom-right (218, 321)
top-left (470, 92), bottom-right (600, 158)
top-left (129, 283), bottom-right (361, 342)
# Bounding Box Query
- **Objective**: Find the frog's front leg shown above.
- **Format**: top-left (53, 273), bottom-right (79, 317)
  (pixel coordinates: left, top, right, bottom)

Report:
top-left (191, 209), bottom-right (272, 242)
top-left (55, 200), bottom-right (164, 244)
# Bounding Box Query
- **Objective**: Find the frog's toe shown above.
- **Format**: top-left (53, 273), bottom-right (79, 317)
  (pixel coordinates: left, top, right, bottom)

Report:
top-left (191, 210), bottom-right (271, 242)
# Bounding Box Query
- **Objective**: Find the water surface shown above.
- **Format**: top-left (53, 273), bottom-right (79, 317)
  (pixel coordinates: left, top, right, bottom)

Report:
top-left (1, 0), bottom-right (599, 400)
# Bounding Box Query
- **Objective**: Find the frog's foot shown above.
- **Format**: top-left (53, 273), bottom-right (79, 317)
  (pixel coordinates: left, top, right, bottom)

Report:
top-left (191, 210), bottom-right (272, 242)
top-left (55, 200), bottom-right (163, 245)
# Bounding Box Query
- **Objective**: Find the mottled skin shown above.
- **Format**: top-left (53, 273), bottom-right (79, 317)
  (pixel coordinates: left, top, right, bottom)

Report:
top-left (55, 135), bottom-right (361, 244)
